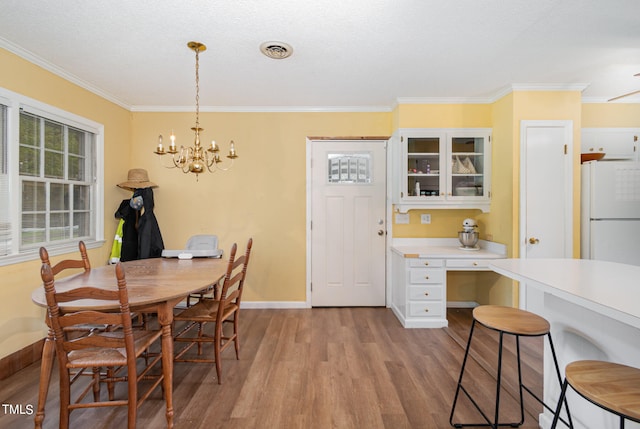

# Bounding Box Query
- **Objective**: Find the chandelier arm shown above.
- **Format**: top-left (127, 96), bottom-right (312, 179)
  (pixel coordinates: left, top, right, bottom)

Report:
top-left (210, 158), bottom-right (234, 172)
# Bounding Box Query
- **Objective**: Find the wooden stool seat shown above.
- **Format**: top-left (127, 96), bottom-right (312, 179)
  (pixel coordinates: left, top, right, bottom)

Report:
top-left (450, 305), bottom-right (572, 428)
top-left (551, 360), bottom-right (640, 427)
top-left (473, 305), bottom-right (550, 336)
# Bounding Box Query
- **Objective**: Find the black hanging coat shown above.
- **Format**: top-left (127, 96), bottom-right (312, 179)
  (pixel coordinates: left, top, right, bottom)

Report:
top-left (115, 199), bottom-right (139, 262)
top-left (136, 187), bottom-right (164, 259)
top-left (114, 187), bottom-right (164, 261)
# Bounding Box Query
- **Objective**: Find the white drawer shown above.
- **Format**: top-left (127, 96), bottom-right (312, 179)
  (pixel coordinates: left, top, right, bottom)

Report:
top-left (409, 268), bottom-right (445, 284)
top-left (446, 259), bottom-right (492, 269)
top-left (408, 285), bottom-right (444, 301)
top-left (408, 258), bottom-right (444, 268)
top-left (408, 301), bottom-right (444, 317)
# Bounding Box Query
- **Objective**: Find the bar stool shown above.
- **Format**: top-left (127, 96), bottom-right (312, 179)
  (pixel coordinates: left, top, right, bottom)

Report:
top-left (550, 360), bottom-right (640, 429)
top-left (449, 305), bottom-right (572, 428)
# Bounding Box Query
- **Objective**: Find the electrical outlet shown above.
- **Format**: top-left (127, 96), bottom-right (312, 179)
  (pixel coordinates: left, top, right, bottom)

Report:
top-left (420, 214), bottom-right (431, 224)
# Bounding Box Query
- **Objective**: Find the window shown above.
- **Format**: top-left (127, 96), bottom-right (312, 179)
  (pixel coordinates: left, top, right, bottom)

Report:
top-left (0, 87), bottom-right (104, 265)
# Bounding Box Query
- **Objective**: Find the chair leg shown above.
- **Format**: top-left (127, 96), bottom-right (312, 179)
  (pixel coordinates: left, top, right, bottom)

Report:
top-left (59, 368), bottom-right (71, 429)
top-left (550, 379), bottom-right (570, 429)
top-left (546, 333), bottom-right (573, 429)
top-left (450, 320), bottom-right (487, 427)
top-left (233, 316), bottom-right (240, 359)
top-left (197, 322), bottom-right (205, 355)
top-left (514, 336), bottom-right (525, 426)
top-left (214, 321), bottom-right (223, 384)
top-left (107, 366), bottom-right (116, 400)
top-left (493, 331), bottom-right (503, 427)
top-left (92, 367), bottom-right (101, 401)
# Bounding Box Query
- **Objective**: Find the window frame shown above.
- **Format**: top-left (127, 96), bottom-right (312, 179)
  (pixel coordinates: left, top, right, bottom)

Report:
top-left (0, 87), bottom-right (104, 266)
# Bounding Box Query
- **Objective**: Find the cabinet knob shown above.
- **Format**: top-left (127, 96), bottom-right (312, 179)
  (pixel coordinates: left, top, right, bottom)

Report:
top-left (473, 262), bottom-right (478, 266)
top-left (424, 292), bottom-right (429, 296)
top-left (425, 276), bottom-right (429, 280)
top-left (424, 261), bottom-right (429, 266)
top-left (424, 308), bottom-right (429, 313)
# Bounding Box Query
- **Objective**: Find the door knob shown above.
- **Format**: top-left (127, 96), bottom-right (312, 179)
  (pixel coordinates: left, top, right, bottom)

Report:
top-left (529, 237), bottom-right (540, 244)
top-left (378, 230), bottom-right (384, 236)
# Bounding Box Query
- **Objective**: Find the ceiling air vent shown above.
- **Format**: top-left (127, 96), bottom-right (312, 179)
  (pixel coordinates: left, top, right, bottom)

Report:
top-left (260, 42), bottom-right (293, 59)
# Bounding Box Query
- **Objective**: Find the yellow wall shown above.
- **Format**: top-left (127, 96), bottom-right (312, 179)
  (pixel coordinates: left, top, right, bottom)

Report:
top-left (582, 103), bottom-right (640, 127)
top-left (130, 111), bottom-right (392, 303)
top-left (0, 49), bottom-right (132, 358)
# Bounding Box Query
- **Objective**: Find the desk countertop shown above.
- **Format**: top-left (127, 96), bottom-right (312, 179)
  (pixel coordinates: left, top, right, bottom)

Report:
top-left (391, 238), bottom-right (507, 259)
top-left (490, 258), bottom-right (640, 330)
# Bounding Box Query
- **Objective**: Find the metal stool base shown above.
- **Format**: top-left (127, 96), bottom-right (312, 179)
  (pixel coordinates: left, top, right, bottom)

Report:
top-left (449, 318), bottom-right (573, 429)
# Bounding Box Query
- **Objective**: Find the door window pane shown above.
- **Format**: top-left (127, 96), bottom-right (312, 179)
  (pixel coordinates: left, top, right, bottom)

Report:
top-left (328, 153), bottom-right (371, 184)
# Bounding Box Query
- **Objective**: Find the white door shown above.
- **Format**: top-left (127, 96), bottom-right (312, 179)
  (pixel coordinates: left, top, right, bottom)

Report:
top-left (309, 139), bottom-right (387, 307)
top-left (519, 121), bottom-right (573, 307)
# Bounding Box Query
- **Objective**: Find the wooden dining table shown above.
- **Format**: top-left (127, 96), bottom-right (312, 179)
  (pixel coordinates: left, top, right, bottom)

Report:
top-left (31, 256), bottom-right (229, 429)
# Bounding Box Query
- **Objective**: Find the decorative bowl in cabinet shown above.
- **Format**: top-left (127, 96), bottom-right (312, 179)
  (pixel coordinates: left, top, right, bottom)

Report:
top-left (454, 187), bottom-right (478, 196)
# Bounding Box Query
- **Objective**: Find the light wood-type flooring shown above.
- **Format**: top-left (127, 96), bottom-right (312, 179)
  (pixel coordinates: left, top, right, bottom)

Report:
top-left (0, 308), bottom-right (546, 428)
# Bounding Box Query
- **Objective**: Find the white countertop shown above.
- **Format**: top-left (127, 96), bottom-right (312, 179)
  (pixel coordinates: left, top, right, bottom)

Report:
top-left (490, 258), bottom-right (640, 330)
top-left (391, 238), bottom-right (507, 259)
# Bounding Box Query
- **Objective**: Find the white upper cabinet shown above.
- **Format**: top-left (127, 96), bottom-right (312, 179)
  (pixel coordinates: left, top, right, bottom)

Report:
top-left (392, 128), bottom-right (492, 212)
top-left (582, 128), bottom-right (639, 161)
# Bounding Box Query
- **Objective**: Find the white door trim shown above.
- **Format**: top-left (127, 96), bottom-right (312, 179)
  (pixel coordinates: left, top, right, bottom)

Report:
top-left (306, 137), bottom-right (388, 307)
top-left (518, 120), bottom-right (574, 308)
top-left (305, 138), bottom-right (313, 308)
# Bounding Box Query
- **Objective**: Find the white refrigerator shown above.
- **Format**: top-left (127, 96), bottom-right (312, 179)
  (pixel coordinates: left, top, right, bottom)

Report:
top-left (581, 161), bottom-right (640, 266)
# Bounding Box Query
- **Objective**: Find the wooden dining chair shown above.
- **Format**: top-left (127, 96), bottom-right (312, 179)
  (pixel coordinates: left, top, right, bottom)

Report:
top-left (174, 238), bottom-right (253, 384)
top-left (41, 261), bottom-right (165, 429)
top-left (39, 242), bottom-right (112, 335)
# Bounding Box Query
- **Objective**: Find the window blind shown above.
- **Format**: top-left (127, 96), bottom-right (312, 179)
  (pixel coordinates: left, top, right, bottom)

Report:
top-left (0, 103), bottom-right (9, 256)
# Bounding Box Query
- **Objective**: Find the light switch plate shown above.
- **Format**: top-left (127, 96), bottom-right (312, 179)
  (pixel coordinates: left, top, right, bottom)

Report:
top-left (395, 213), bottom-right (409, 224)
top-left (420, 214), bottom-right (431, 224)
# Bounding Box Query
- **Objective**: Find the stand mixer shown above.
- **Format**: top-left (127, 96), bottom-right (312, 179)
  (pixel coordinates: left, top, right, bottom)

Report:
top-left (458, 218), bottom-right (479, 250)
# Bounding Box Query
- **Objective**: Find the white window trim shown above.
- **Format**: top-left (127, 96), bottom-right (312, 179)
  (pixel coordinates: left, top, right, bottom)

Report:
top-left (0, 87), bottom-right (104, 266)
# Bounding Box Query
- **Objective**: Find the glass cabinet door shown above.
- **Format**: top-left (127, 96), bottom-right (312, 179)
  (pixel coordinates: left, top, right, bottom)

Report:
top-left (448, 134), bottom-right (487, 199)
top-left (406, 135), bottom-right (444, 199)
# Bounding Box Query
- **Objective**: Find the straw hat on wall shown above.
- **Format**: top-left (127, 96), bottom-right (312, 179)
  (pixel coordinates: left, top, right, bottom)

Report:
top-left (117, 168), bottom-right (157, 190)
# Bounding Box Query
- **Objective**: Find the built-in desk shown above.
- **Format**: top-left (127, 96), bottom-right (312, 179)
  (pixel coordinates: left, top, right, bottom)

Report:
top-left (490, 258), bottom-right (640, 429)
top-left (390, 238), bottom-right (506, 328)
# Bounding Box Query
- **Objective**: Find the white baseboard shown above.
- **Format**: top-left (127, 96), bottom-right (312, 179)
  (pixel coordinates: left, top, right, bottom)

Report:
top-left (240, 301), bottom-right (309, 309)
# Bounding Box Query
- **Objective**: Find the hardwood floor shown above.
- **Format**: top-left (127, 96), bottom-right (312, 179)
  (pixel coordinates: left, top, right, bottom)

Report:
top-left (0, 308), bottom-right (545, 428)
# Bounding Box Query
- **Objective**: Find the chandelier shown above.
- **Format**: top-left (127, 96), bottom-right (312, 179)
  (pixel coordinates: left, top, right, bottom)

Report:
top-left (154, 41), bottom-right (237, 179)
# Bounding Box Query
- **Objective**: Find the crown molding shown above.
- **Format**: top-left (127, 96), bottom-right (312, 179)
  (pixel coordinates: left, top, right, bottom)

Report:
top-left (0, 37), bottom-right (132, 111)
top-left (130, 105), bottom-right (393, 113)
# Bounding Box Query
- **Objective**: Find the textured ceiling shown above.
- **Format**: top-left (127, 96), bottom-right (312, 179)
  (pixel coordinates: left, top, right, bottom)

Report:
top-left (1, 0), bottom-right (639, 110)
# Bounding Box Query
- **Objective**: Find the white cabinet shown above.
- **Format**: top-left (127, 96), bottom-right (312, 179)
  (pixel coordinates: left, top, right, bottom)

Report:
top-left (392, 128), bottom-right (492, 212)
top-left (390, 239), bottom-right (507, 329)
top-left (582, 128), bottom-right (639, 161)
top-left (392, 252), bottom-right (447, 328)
